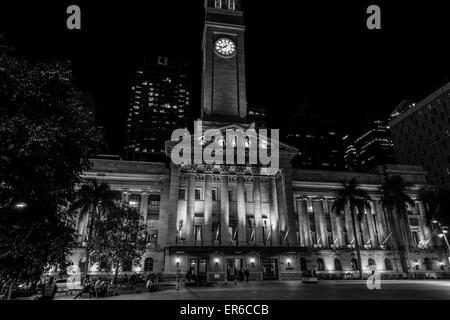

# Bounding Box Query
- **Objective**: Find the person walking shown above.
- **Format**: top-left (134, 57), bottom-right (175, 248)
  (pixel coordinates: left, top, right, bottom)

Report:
top-left (233, 267), bottom-right (238, 285)
top-left (244, 266), bottom-right (250, 283)
top-left (94, 278), bottom-right (102, 298)
top-left (176, 269), bottom-right (182, 291)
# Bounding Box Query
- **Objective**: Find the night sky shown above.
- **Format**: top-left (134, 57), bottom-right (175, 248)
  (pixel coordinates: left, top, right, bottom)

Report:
top-left (2, 1), bottom-right (450, 154)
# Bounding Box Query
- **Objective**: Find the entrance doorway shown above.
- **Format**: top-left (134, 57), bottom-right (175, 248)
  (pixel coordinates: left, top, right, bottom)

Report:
top-left (262, 258), bottom-right (279, 280)
top-left (226, 258), bottom-right (244, 281)
top-left (190, 259), bottom-right (207, 283)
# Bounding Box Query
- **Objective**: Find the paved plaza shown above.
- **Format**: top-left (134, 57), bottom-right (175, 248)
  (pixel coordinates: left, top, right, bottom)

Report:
top-left (56, 280), bottom-right (450, 300)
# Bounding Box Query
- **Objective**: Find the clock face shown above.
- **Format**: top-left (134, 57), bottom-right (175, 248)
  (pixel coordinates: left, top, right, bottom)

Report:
top-left (215, 38), bottom-right (236, 57)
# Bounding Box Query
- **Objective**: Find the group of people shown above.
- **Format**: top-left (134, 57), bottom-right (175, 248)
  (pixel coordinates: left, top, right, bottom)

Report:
top-left (0, 275), bottom-right (57, 300)
top-left (231, 266), bottom-right (250, 284)
top-left (73, 277), bottom-right (108, 299)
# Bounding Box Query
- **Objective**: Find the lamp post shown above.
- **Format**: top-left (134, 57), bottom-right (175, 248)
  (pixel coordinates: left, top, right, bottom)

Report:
top-left (432, 220), bottom-right (450, 264)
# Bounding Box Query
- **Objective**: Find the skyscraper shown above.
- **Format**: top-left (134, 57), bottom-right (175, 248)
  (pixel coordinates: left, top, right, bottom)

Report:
top-left (124, 56), bottom-right (191, 162)
top-left (390, 83), bottom-right (450, 187)
top-left (285, 101), bottom-right (345, 170)
top-left (343, 118), bottom-right (396, 172)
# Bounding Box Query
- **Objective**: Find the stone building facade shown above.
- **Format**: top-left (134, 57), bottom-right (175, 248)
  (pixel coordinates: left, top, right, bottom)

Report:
top-left (68, 0), bottom-right (449, 281)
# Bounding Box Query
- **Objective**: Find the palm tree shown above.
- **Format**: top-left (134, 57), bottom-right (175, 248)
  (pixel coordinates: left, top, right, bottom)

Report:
top-left (333, 178), bottom-right (372, 280)
top-left (380, 175), bottom-right (414, 276)
top-left (70, 179), bottom-right (117, 277)
top-left (418, 187), bottom-right (450, 225)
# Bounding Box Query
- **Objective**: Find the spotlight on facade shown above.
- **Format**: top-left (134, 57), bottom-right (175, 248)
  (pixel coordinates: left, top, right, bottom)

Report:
top-left (214, 258), bottom-right (220, 264)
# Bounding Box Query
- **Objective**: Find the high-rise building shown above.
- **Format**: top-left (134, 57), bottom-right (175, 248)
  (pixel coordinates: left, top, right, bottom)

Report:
top-left (285, 101), bottom-right (345, 170)
top-left (342, 134), bottom-right (358, 171)
top-left (343, 118), bottom-right (396, 172)
top-left (123, 57), bottom-right (191, 162)
top-left (390, 83), bottom-right (450, 187)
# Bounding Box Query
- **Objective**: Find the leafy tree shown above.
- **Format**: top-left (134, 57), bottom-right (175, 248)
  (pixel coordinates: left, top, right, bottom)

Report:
top-left (70, 180), bottom-right (117, 277)
top-left (90, 207), bottom-right (148, 294)
top-left (333, 178), bottom-right (371, 280)
top-left (380, 175), bottom-right (415, 276)
top-left (0, 40), bottom-right (100, 298)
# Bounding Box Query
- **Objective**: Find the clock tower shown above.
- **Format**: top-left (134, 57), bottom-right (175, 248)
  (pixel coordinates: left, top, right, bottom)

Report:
top-left (201, 0), bottom-right (247, 125)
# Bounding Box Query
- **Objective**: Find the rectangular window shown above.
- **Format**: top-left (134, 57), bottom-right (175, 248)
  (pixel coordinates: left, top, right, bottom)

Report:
top-left (129, 194), bottom-right (141, 209)
top-left (229, 189), bottom-right (233, 202)
top-left (212, 188), bottom-right (218, 202)
top-left (178, 189), bottom-right (186, 200)
top-left (149, 194), bottom-right (160, 208)
top-left (195, 188), bottom-right (202, 200)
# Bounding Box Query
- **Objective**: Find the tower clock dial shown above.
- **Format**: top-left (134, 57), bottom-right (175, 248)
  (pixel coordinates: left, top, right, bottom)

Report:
top-left (214, 38), bottom-right (236, 57)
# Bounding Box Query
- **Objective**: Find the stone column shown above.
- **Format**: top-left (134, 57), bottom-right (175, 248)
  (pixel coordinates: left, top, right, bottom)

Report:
top-left (296, 199), bottom-right (306, 246)
top-left (361, 209), bottom-right (371, 247)
top-left (158, 176), bottom-right (172, 247)
top-left (140, 193), bottom-right (149, 222)
top-left (417, 201), bottom-right (433, 248)
top-left (328, 199), bottom-right (340, 247)
top-left (237, 175), bottom-right (247, 245)
top-left (374, 200), bottom-right (387, 245)
top-left (204, 174), bottom-right (213, 245)
top-left (186, 173), bottom-right (196, 244)
top-left (312, 200), bottom-right (323, 246)
top-left (366, 202), bottom-right (378, 247)
top-left (344, 204), bottom-right (354, 246)
top-left (220, 175), bottom-right (231, 245)
top-left (164, 164), bottom-right (180, 246)
top-left (269, 177), bottom-right (280, 245)
top-left (319, 199), bottom-right (328, 247)
top-left (253, 177), bottom-right (263, 245)
top-left (276, 176), bottom-right (287, 243)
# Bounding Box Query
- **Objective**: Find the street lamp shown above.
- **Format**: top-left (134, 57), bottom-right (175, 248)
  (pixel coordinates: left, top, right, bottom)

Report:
top-left (14, 202), bottom-right (27, 209)
top-left (432, 220), bottom-right (450, 264)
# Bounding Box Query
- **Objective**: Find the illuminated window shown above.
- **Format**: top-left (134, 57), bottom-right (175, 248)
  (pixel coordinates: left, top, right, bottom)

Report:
top-left (215, 0), bottom-right (221, 9)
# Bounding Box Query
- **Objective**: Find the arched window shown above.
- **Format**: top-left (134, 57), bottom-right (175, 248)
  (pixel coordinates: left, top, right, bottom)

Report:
top-left (300, 257), bottom-right (307, 271)
top-left (368, 258), bottom-right (376, 268)
top-left (424, 258), bottom-right (432, 271)
top-left (351, 258), bottom-right (359, 271)
top-left (144, 258), bottom-right (154, 273)
top-left (317, 258), bottom-right (325, 271)
top-left (384, 258), bottom-right (393, 271)
top-left (334, 258), bottom-right (342, 271)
